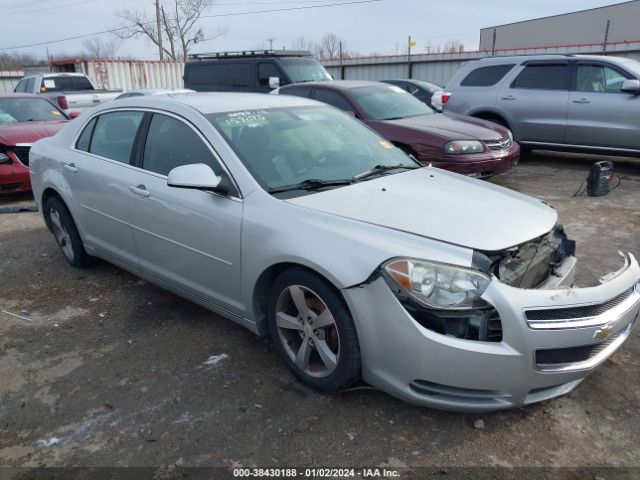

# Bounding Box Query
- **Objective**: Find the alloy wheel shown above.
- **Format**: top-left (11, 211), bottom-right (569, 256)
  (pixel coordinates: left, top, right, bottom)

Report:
top-left (49, 206), bottom-right (75, 262)
top-left (275, 285), bottom-right (341, 378)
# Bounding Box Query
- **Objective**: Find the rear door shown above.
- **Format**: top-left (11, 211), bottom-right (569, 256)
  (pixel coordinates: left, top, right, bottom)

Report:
top-left (566, 61), bottom-right (639, 150)
top-left (497, 61), bottom-right (570, 143)
top-left (66, 110), bottom-right (145, 268)
top-left (126, 112), bottom-right (244, 314)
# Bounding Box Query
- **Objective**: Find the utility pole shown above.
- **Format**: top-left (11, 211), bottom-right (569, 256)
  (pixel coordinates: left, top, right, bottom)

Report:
top-left (603, 19), bottom-right (611, 54)
top-left (407, 35), bottom-right (413, 79)
top-left (156, 0), bottom-right (164, 60)
top-left (339, 41), bottom-right (344, 79)
top-left (267, 38), bottom-right (275, 50)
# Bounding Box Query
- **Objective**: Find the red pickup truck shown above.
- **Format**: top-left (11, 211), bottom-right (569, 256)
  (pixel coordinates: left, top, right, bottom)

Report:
top-left (0, 94), bottom-right (69, 195)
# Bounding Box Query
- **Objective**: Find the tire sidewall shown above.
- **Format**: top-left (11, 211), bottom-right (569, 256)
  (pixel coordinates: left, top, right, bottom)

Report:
top-left (45, 197), bottom-right (88, 268)
top-left (267, 268), bottom-right (361, 393)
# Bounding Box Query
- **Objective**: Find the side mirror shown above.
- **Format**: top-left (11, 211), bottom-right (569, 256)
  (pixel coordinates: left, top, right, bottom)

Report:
top-left (69, 112), bottom-right (81, 119)
top-left (268, 76), bottom-right (280, 89)
top-left (621, 79), bottom-right (640, 95)
top-left (167, 163), bottom-right (227, 193)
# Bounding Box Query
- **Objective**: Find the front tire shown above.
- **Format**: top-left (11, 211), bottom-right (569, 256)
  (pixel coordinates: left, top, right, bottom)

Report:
top-left (267, 268), bottom-right (361, 392)
top-left (44, 196), bottom-right (90, 268)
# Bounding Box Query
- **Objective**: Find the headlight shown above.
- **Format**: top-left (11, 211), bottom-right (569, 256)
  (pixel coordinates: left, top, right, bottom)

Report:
top-left (383, 258), bottom-right (491, 310)
top-left (443, 140), bottom-right (484, 155)
top-left (0, 152), bottom-right (10, 164)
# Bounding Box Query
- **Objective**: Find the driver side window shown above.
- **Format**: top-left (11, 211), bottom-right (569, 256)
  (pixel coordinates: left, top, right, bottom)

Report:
top-left (576, 64), bottom-right (630, 93)
top-left (142, 114), bottom-right (222, 177)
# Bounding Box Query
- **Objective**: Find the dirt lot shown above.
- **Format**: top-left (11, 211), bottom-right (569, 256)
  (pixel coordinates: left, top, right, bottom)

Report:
top-left (1, 153), bottom-right (639, 477)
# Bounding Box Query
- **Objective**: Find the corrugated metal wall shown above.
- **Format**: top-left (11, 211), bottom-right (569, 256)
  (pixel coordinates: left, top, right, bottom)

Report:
top-left (0, 70), bottom-right (23, 94)
top-left (75, 61), bottom-right (185, 91)
top-left (323, 41), bottom-right (640, 86)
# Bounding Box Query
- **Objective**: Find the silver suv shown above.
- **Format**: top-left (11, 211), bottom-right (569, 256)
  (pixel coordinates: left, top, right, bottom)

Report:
top-left (443, 55), bottom-right (640, 156)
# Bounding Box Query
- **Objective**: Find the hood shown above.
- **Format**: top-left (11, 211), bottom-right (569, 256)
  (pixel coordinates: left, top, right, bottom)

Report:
top-left (382, 112), bottom-right (507, 141)
top-left (286, 168), bottom-right (557, 252)
top-left (0, 121), bottom-right (67, 146)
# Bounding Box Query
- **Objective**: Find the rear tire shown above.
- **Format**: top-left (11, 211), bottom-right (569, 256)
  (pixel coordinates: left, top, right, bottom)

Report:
top-left (267, 268), bottom-right (361, 393)
top-left (44, 196), bottom-right (90, 268)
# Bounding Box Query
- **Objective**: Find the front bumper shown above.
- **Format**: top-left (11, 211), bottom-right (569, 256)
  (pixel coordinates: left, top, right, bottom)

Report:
top-left (342, 253), bottom-right (640, 412)
top-left (430, 143), bottom-right (520, 178)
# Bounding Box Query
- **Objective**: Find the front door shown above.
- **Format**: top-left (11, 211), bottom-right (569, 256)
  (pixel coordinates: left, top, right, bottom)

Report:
top-left (126, 112), bottom-right (244, 314)
top-left (566, 62), bottom-right (639, 150)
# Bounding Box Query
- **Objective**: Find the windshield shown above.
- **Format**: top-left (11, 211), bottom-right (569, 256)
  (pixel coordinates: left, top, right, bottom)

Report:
top-left (350, 84), bottom-right (433, 120)
top-left (0, 97), bottom-right (65, 124)
top-left (208, 106), bottom-right (417, 192)
top-left (279, 59), bottom-right (332, 83)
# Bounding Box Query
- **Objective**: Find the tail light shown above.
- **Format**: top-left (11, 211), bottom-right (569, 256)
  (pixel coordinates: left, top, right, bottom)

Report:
top-left (441, 92), bottom-right (452, 104)
top-left (57, 96), bottom-right (69, 110)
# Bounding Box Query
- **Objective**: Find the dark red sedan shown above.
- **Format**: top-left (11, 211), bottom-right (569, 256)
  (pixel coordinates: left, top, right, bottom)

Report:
top-left (0, 94), bottom-right (68, 194)
top-left (279, 81), bottom-right (519, 177)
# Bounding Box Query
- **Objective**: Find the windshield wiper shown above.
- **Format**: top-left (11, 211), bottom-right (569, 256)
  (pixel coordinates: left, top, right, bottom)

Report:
top-left (268, 178), bottom-right (353, 194)
top-left (352, 163), bottom-right (420, 182)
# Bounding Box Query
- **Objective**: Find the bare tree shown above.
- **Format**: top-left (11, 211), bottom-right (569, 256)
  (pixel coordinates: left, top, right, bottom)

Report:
top-left (289, 36), bottom-right (315, 53)
top-left (116, 0), bottom-right (226, 60)
top-left (82, 37), bottom-right (121, 59)
top-left (315, 33), bottom-right (343, 60)
top-left (0, 53), bottom-right (44, 69)
top-left (443, 40), bottom-right (465, 53)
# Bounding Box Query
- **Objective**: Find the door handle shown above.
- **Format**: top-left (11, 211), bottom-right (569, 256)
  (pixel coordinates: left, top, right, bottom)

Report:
top-left (129, 185), bottom-right (150, 198)
top-left (573, 98), bottom-right (591, 104)
top-left (501, 95), bottom-right (517, 100)
top-left (63, 163), bottom-right (78, 173)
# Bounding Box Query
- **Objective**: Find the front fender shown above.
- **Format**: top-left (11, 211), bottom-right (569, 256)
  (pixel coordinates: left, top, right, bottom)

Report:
top-left (240, 191), bottom-right (473, 322)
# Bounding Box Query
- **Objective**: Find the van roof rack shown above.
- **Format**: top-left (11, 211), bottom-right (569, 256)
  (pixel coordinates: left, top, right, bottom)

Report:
top-left (187, 50), bottom-right (313, 60)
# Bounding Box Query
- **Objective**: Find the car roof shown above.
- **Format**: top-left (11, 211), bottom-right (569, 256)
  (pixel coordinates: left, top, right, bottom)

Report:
top-left (112, 91), bottom-right (323, 114)
top-left (282, 80), bottom-right (384, 91)
top-left (41, 72), bottom-right (87, 77)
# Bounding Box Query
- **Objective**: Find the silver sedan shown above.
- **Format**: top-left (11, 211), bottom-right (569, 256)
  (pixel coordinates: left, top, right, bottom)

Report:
top-left (29, 93), bottom-right (640, 411)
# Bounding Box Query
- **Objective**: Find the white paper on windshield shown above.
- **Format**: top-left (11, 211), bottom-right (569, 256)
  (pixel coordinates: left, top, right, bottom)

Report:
top-left (43, 79), bottom-right (56, 88)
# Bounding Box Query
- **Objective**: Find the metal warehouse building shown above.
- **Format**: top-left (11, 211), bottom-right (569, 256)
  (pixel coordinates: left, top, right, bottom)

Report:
top-left (480, 0), bottom-right (640, 53)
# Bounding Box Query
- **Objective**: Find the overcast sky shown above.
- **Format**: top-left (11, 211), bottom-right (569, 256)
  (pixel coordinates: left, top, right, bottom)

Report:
top-left (0, 0), bottom-right (624, 59)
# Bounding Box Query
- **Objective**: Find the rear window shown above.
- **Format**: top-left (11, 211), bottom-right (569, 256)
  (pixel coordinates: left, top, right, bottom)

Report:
top-left (511, 64), bottom-right (570, 90)
top-left (41, 76), bottom-right (94, 92)
top-left (460, 64), bottom-right (515, 87)
top-left (89, 111), bottom-right (144, 163)
top-left (186, 63), bottom-right (251, 87)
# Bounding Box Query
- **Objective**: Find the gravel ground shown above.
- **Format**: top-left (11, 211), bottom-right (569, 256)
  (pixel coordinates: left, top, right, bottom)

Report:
top-left (0, 153), bottom-right (639, 478)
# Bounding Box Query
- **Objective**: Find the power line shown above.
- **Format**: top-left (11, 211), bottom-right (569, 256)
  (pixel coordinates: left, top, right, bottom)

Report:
top-left (2, 0), bottom-right (96, 15)
top-left (0, 0), bottom-right (383, 51)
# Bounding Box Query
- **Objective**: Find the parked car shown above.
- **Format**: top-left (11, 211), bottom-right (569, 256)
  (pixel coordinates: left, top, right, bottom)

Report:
top-left (14, 73), bottom-right (121, 117)
top-left (184, 50), bottom-right (332, 93)
top-left (442, 54), bottom-right (640, 156)
top-left (115, 88), bottom-right (195, 100)
top-left (279, 80), bottom-right (519, 178)
top-left (382, 79), bottom-right (443, 111)
top-left (30, 93), bottom-right (640, 411)
top-left (0, 95), bottom-right (68, 194)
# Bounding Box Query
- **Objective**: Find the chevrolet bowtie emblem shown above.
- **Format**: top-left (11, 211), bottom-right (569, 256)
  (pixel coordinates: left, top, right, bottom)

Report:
top-left (593, 324), bottom-right (614, 341)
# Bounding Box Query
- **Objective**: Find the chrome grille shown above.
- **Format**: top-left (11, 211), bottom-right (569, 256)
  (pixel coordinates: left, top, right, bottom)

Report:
top-left (526, 287), bottom-right (634, 322)
top-left (485, 137), bottom-right (512, 151)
